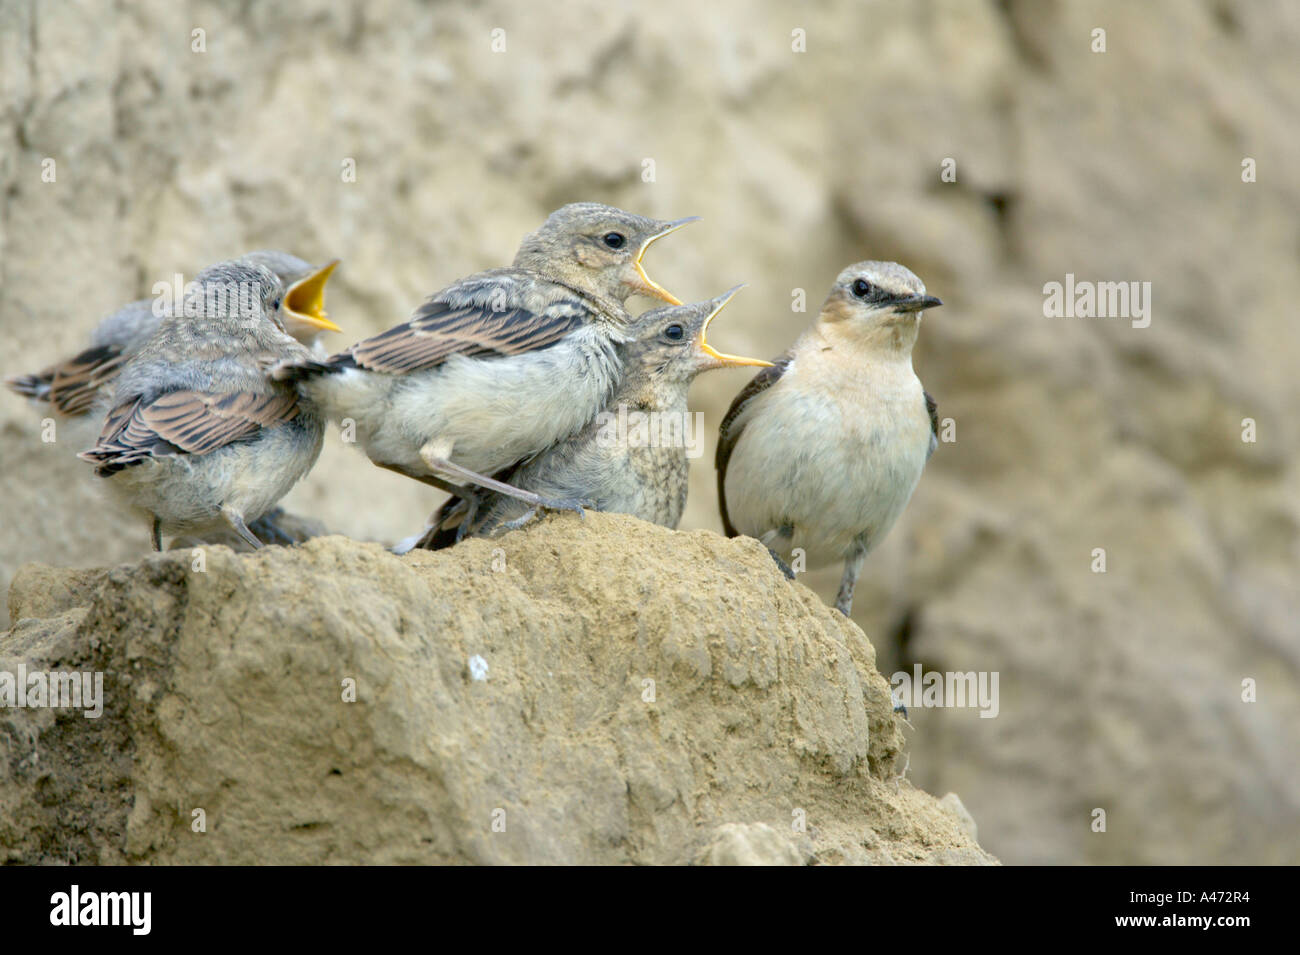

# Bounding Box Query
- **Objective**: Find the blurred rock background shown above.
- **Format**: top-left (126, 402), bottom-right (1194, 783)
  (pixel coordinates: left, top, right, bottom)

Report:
top-left (1, 0), bottom-right (1296, 864)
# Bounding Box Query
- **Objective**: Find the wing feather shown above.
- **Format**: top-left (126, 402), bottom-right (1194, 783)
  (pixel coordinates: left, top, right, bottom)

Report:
top-left (346, 296), bottom-right (589, 375)
top-left (5, 344), bottom-right (128, 417)
top-left (715, 353), bottom-right (791, 538)
top-left (924, 389), bottom-right (939, 460)
top-left (80, 388), bottom-right (300, 473)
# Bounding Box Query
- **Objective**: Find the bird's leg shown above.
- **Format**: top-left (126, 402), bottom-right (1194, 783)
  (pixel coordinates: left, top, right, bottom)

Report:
top-left (221, 506), bottom-right (264, 550)
top-left (453, 495), bottom-right (482, 543)
top-left (759, 527), bottom-right (797, 580)
top-left (150, 517), bottom-right (163, 552)
top-left (767, 547), bottom-right (796, 580)
top-left (835, 545), bottom-right (868, 616)
top-left (497, 506), bottom-right (541, 532)
top-left (418, 445), bottom-right (587, 520)
top-left (374, 460), bottom-right (477, 499)
top-left (247, 507), bottom-right (297, 547)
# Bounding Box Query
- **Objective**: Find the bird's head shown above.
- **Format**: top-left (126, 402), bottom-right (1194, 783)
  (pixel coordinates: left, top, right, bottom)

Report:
top-left (623, 286), bottom-right (772, 384)
top-left (188, 261), bottom-right (288, 330)
top-left (512, 202), bottom-right (698, 306)
top-left (820, 261), bottom-right (941, 353)
top-left (239, 250), bottom-right (343, 344)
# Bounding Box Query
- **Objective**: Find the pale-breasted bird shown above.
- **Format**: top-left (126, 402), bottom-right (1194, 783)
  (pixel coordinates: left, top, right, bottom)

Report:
top-left (78, 261), bottom-right (325, 551)
top-left (277, 203), bottom-right (697, 516)
top-left (716, 261), bottom-right (941, 616)
top-left (5, 251), bottom-right (340, 419)
top-left (418, 287), bottom-right (771, 547)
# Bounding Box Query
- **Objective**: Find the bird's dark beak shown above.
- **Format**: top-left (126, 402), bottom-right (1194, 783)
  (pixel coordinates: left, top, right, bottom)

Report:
top-left (283, 260), bottom-right (343, 333)
top-left (698, 285), bottom-right (773, 368)
top-left (893, 293), bottom-right (942, 314)
top-left (630, 216), bottom-right (700, 305)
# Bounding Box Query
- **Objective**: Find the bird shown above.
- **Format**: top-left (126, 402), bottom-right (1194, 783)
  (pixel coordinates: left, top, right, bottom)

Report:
top-left (78, 260), bottom-right (325, 551)
top-left (5, 250), bottom-right (340, 420)
top-left (417, 286), bottom-right (771, 547)
top-left (277, 202), bottom-right (697, 518)
top-left (715, 261), bottom-right (941, 616)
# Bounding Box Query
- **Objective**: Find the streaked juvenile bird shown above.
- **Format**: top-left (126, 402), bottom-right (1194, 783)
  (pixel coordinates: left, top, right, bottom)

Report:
top-left (6, 251), bottom-right (340, 419)
top-left (716, 261), bottom-right (941, 616)
top-left (78, 261), bottom-right (325, 551)
top-left (418, 286), bottom-right (771, 546)
top-left (278, 203), bottom-right (696, 516)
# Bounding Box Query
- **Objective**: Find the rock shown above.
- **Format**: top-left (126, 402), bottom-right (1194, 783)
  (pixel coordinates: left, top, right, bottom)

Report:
top-left (0, 515), bottom-right (995, 865)
top-left (697, 823), bottom-right (805, 866)
top-left (3, 0), bottom-right (1297, 866)
top-left (939, 792), bottom-right (979, 844)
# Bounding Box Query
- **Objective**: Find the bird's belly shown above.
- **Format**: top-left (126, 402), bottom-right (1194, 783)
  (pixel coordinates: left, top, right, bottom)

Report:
top-left (107, 420), bottom-right (323, 533)
top-left (725, 391), bottom-right (929, 566)
top-left (373, 344), bottom-right (618, 476)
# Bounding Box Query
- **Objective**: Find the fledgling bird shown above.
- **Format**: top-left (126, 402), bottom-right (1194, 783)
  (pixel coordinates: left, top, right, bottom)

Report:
top-left (418, 287), bottom-right (771, 547)
top-left (278, 203), bottom-right (697, 516)
top-left (716, 261), bottom-right (941, 616)
top-left (6, 250), bottom-right (340, 420)
top-left (78, 261), bottom-right (325, 551)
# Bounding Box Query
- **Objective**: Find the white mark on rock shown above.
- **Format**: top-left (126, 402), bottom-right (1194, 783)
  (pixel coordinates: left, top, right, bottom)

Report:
top-left (469, 655), bottom-right (489, 682)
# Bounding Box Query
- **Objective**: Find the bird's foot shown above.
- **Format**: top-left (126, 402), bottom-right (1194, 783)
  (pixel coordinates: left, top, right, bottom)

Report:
top-left (497, 497), bottom-right (591, 533)
top-left (498, 507), bottom-right (541, 532)
top-left (537, 496), bottom-right (591, 519)
top-left (766, 546), bottom-right (796, 580)
top-left (453, 494), bottom-right (482, 544)
top-left (247, 508), bottom-right (296, 547)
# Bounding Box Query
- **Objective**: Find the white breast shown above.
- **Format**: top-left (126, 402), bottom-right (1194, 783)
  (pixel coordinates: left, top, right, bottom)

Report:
top-left (724, 354), bottom-right (930, 568)
top-left (309, 325), bottom-right (621, 477)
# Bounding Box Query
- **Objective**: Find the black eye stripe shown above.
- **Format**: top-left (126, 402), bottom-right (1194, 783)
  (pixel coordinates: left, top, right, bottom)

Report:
top-left (851, 279), bottom-right (905, 305)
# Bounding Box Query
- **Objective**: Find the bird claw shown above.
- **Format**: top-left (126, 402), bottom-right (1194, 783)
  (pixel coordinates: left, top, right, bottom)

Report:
top-left (537, 496), bottom-right (591, 519)
top-left (766, 546), bottom-right (796, 580)
top-left (495, 497), bottom-right (591, 534)
top-left (499, 507), bottom-right (541, 532)
top-left (247, 508), bottom-right (296, 547)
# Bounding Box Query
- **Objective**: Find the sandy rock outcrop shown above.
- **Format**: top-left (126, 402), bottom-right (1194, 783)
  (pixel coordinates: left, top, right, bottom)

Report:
top-left (0, 514), bottom-right (993, 865)
top-left (3, 0), bottom-right (1297, 865)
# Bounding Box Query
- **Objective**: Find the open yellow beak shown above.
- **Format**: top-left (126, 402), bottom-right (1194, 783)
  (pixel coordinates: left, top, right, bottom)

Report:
top-left (631, 216), bottom-right (699, 306)
top-left (283, 260), bottom-right (342, 334)
top-left (698, 285), bottom-right (774, 368)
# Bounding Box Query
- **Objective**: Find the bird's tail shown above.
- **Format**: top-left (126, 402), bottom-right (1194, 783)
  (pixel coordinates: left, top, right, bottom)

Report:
top-left (5, 371), bottom-right (54, 403)
top-left (270, 353), bottom-right (353, 384)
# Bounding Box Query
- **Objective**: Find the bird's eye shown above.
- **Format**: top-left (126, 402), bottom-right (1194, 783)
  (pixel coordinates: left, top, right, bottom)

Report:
top-left (603, 232), bottom-right (627, 250)
top-left (664, 324), bottom-right (685, 341)
top-left (271, 297), bottom-right (283, 311)
top-left (852, 279), bottom-right (872, 298)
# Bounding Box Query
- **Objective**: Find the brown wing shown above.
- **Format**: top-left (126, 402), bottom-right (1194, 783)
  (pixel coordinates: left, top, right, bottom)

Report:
top-left (5, 344), bottom-right (127, 417)
top-left (344, 295), bottom-right (592, 375)
top-left (80, 388), bottom-right (300, 474)
top-left (924, 389), bottom-right (939, 460)
top-left (715, 353), bottom-right (791, 538)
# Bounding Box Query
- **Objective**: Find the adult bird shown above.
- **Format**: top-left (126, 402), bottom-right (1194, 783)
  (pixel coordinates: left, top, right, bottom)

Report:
top-left (716, 261), bottom-right (940, 616)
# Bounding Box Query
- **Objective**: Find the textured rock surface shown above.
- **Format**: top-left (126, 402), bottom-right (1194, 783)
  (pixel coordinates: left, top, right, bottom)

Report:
top-left (0, 517), bottom-right (993, 865)
top-left (2, 0), bottom-right (1297, 864)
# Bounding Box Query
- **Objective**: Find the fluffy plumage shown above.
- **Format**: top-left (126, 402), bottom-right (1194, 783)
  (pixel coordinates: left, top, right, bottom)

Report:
top-left (6, 250), bottom-right (340, 419)
top-left (716, 261), bottom-right (941, 616)
top-left (419, 287), bottom-right (769, 546)
top-left (79, 261), bottom-right (325, 550)
top-left (280, 203), bottom-right (697, 513)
